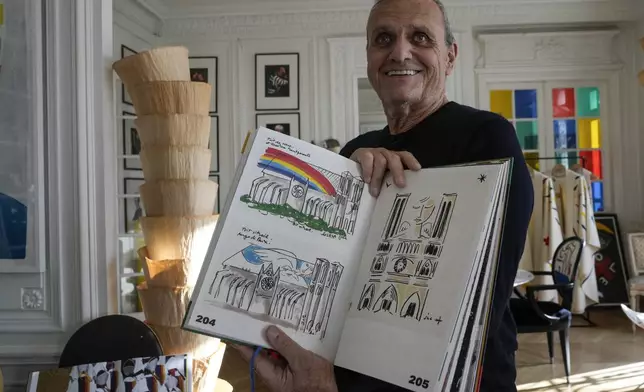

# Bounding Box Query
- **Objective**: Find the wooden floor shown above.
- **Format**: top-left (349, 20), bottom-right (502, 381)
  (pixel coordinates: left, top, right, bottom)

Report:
top-left (216, 308), bottom-right (644, 392)
top-left (516, 308), bottom-right (644, 391)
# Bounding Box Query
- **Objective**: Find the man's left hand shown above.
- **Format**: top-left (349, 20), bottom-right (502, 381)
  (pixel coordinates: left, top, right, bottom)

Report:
top-left (234, 325), bottom-right (338, 392)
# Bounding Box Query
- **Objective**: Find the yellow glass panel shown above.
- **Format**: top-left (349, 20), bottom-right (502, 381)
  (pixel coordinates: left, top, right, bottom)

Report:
top-left (490, 90), bottom-right (514, 119)
top-left (0, 4), bottom-right (4, 25)
top-left (578, 118), bottom-right (601, 148)
top-left (524, 152), bottom-right (540, 171)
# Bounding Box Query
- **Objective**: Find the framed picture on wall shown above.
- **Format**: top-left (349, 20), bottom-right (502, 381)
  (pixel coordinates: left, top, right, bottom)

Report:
top-left (593, 213), bottom-right (630, 306)
top-left (121, 111), bottom-right (141, 171)
top-left (255, 53), bottom-right (299, 111)
top-left (209, 115), bottom-right (219, 173)
top-left (123, 177), bottom-right (145, 234)
top-left (120, 45), bottom-right (137, 106)
top-left (189, 56), bottom-right (218, 114)
top-left (256, 112), bottom-right (300, 139)
top-left (209, 174), bottom-right (221, 214)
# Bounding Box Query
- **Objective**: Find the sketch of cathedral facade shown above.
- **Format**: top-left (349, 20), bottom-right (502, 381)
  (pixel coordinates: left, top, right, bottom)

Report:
top-left (357, 193), bottom-right (458, 321)
top-left (208, 245), bottom-right (344, 340)
top-left (244, 147), bottom-right (364, 236)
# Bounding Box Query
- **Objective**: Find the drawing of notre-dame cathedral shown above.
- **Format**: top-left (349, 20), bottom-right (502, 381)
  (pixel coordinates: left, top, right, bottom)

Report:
top-left (356, 193), bottom-right (457, 321)
top-left (244, 147), bottom-right (364, 236)
top-left (208, 245), bottom-right (344, 340)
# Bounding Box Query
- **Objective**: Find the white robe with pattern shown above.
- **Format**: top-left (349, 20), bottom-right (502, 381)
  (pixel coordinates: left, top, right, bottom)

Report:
top-left (552, 169), bottom-right (601, 313)
top-left (519, 170), bottom-right (564, 302)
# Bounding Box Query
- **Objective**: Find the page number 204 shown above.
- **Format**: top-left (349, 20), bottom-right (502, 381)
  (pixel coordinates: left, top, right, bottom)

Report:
top-left (195, 314), bottom-right (216, 326)
top-left (409, 375), bottom-right (430, 389)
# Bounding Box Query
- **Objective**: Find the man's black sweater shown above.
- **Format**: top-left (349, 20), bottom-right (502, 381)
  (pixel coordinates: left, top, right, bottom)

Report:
top-left (334, 101), bottom-right (534, 392)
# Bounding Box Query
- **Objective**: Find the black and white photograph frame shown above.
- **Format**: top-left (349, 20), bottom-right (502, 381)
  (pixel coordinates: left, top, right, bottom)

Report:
top-left (120, 45), bottom-right (137, 106)
top-left (121, 111), bottom-right (142, 171)
top-left (256, 112), bottom-right (300, 139)
top-left (255, 53), bottom-right (299, 111)
top-left (209, 115), bottom-right (219, 173)
top-left (123, 177), bottom-right (145, 234)
top-left (189, 56), bottom-right (218, 114)
top-left (209, 174), bottom-right (221, 214)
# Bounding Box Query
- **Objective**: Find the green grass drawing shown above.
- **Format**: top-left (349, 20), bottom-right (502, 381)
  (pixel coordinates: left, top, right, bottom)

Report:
top-left (240, 194), bottom-right (347, 239)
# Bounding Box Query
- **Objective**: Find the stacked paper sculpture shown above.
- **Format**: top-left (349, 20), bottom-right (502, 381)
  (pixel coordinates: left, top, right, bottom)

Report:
top-left (112, 46), bottom-right (226, 392)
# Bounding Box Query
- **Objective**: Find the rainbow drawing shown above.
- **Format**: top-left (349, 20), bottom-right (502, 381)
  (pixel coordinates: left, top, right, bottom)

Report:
top-left (258, 147), bottom-right (337, 196)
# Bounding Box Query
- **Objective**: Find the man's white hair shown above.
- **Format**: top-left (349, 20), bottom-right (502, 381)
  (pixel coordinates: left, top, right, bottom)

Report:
top-left (371, 0), bottom-right (455, 46)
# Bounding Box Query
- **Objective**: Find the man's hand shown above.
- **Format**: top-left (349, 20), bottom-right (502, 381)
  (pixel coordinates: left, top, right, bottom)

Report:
top-left (234, 326), bottom-right (338, 392)
top-left (350, 148), bottom-right (421, 196)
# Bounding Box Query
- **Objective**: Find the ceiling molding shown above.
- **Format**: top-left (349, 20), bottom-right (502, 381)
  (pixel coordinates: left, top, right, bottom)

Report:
top-left (161, 0), bottom-right (643, 38)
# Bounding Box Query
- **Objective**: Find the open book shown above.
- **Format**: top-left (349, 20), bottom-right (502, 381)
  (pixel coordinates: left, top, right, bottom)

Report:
top-left (182, 127), bottom-right (512, 391)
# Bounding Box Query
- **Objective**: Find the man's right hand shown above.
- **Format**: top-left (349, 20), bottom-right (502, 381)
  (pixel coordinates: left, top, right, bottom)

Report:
top-left (349, 148), bottom-right (421, 196)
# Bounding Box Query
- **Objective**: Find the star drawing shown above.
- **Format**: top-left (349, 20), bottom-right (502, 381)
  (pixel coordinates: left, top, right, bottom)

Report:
top-left (478, 174), bottom-right (487, 183)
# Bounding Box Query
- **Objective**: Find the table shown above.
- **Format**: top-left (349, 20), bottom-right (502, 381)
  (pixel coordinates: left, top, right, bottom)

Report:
top-left (514, 269), bottom-right (534, 287)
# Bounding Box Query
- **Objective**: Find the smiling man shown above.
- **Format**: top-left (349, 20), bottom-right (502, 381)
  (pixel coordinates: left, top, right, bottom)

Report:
top-left (233, 1), bottom-right (533, 391)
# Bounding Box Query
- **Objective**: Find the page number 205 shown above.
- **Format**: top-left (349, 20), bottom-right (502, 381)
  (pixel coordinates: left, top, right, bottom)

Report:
top-left (409, 375), bottom-right (430, 389)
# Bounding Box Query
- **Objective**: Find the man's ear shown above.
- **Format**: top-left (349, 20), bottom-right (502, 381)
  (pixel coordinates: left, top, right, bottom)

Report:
top-left (446, 43), bottom-right (458, 76)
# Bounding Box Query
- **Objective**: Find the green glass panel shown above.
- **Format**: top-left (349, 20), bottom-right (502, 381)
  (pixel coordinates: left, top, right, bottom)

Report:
top-left (577, 87), bottom-right (600, 117)
top-left (515, 121), bottom-right (538, 150)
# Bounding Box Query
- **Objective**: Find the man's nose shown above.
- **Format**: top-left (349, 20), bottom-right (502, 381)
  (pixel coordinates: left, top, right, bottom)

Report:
top-left (388, 38), bottom-right (413, 63)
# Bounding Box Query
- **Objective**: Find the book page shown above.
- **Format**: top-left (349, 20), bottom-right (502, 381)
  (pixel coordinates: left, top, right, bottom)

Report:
top-left (184, 128), bottom-right (377, 361)
top-left (334, 163), bottom-right (505, 391)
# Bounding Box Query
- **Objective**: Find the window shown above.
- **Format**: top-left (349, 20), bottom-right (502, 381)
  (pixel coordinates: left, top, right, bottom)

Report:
top-left (490, 83), bottom-right (606, 212)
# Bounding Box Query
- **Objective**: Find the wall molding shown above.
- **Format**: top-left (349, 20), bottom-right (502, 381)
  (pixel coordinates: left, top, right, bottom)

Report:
top-left (477, 30), bottom-right (621, 69)
top-left (161, 0), bottom-right (643, 39)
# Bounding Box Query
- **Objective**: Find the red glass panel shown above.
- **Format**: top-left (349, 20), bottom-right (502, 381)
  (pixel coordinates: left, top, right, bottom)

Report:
top-left (552, 88), bottom-right (575, 118)
top-left (579, 150), bottom-right (602, 179)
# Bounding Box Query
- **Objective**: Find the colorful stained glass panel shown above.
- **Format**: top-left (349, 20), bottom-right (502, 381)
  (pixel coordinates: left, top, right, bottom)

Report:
top-left (515, 121), bottom-right (538, 150)
top-left (580, 150), bottom-right (603, 179)
top-left (592, 182), bottom-right (604, 212)
top-left (514, 89), bottom-right (537, 119)
top-left (552, 88), bottom-right (575, 118)
top-left (524, 152), bottom-right (539, 171)
top-left (578, 119), bottom-right (601, 149)
top-left (577, 87), bottom-right (600, 117)
top-left (553, 120), bottom-right (577, 149)
top-left (490, 90), bottom-right (513, 119)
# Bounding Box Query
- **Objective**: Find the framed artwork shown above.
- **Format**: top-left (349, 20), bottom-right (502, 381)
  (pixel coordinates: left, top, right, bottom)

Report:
top-left (209, 174), bottom-right (221, 214)
top-left (189, 56), bottom-right (218, 114)
top-left (120, 45), bottom-right (137, 106)
top-left (593, 213), bottom-right (630, 306)
top-left (255, 53), bottom-right (299, 111)
top-left (209, 115), bottom-right (219, 173)
top-left (627, 232), bottom-right (644, 276)
top-left (123, 177), bottom-right (145, 234)
top-left (256, 112), bottom-right (300, 139)
top-left (121, 111), bottom-right (141, 171)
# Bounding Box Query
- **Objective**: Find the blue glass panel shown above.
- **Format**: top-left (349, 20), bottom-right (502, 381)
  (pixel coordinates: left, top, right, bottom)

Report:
top-left (592, 182), bottom-right (604, 212)
top-left (553, 120), bottom-right (577, 149)
top-left (0, 193), bottom-right (27, 259)
top-left (514, 89), bottom-right (538, 119)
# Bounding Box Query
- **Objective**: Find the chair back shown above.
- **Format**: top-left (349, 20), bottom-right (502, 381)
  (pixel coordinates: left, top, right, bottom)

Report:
top-left (58, 314), bottom-right (163, 368)
top-left (551, 236), bottom-right (584, 308)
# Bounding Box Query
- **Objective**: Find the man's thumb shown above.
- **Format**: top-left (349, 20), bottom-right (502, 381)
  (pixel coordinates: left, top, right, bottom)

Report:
top-left (265, 325), bottom-right (302, 366)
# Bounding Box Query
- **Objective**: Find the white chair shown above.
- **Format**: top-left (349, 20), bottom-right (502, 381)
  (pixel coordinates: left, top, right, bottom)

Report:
top-left (627, 232), bottom-right (644, 333)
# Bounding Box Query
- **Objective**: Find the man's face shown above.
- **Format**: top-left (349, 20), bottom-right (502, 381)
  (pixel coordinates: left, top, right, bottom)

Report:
top-left (366, 0), bottom-right (456, 109)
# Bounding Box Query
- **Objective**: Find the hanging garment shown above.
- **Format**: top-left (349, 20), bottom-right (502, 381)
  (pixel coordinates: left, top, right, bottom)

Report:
top-left (519, 170), bottom-right (563, 302)
top-left (552, 169), bottom-right (601, 314)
